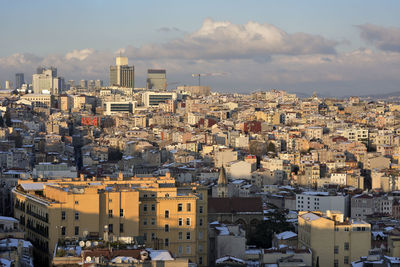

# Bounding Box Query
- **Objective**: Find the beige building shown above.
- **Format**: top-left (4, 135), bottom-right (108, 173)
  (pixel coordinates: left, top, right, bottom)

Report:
top-left (298, 210), bottom-right (371, 267)
top-left (13, 173), bottom-right (207, 266)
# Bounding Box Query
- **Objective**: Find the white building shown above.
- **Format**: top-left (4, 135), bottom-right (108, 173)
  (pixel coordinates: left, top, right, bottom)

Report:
top-left (296, 192), bottom-right (350, 217)
top-left (142, 91), bottom-right (177, 107)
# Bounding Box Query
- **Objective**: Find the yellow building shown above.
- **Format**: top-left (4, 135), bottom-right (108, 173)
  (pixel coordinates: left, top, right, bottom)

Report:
top-left (13, 173), bottom-right (207, 266)
top-left (298, 210), bottom-right (371, 267)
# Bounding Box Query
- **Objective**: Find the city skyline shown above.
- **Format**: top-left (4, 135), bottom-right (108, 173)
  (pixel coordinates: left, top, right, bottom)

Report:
top-left (1, 0), bottom-right (400, 96)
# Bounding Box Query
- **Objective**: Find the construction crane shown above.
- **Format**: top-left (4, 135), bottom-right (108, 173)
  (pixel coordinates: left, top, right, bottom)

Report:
top-left (192, 72), bottom-right (227, 86)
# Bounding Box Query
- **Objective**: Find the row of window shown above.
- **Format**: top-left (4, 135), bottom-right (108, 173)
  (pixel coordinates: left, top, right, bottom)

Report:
top-left (62, 209), bottom-right (125, 220)
top-left (333, 256), bottom-right (349, 266)
top-left (60, 224), bottom-right (124, 235)
top-left (143, 231), bottom-right (197, 242)
top-left (143, 217), bottom-right (204, 226)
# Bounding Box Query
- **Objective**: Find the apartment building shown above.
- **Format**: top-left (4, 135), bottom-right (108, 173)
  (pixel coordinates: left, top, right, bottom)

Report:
top-left (298, 210), bottom-right (371, 267)
top-left (13, 173), bottom-right (207, 266)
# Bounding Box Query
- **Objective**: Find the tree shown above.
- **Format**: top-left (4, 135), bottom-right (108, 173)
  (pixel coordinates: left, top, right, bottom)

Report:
top-left (5, 110), bottom-right (11, 127)
top-left (267, 142), bottom-right (276, 153)
top-left (247, 209), bottom-right (295, 248)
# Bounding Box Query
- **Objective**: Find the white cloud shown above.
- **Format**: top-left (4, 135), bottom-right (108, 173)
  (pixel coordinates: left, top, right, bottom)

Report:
top-left (1, 20), bottom-right (400, 96)
top-left (65, 49), bottom-right (94, 61)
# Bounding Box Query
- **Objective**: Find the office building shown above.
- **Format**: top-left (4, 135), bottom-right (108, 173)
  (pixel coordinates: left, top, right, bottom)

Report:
top-left (103, 100), bottom-right (136, 115)
top-left (142, 91), bottom-right (177, 107)
top-left (5, 80), bottom-right (12, 90)
top-left (15, 73), bottom-right (24, 89)
top-left (110, 56), bottom-right (134, 88)
top-left (298, 210), bottom-right (371, 267)
top-left (95, 79), bottom-right (103, 88)
top-left (80, 80), bottom-right (87, 89)
top-left (13, 173), bottom-right (208, 266)
top-left (147, 69), bottom-right (166, 90)
top-left (32, 67), bottom-right (63, 95)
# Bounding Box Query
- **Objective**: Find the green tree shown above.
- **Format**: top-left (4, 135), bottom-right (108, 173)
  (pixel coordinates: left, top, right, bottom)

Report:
top-left (267, 142), bottom-right (276, 153)
top-left (247, 209), bottom-right (295, 248)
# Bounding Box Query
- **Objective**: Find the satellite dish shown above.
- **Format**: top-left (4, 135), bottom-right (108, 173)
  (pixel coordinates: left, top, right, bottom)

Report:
top-left (79, 241), bottom-right (85, 247)
top-left (86, 256), bottom-right (92, 262)
top-left (85, 241), bottom-right (91, 247)
top-left (93, 241), bottom-right (99, 246)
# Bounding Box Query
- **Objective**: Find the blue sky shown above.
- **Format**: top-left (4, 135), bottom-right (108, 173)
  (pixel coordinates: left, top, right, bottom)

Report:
top-left (1, 0), bottom-right (400, 95)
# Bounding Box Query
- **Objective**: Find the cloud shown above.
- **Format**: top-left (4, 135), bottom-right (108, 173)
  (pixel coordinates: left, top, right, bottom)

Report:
top-left (1, 19), bottom-right (400, 96)
top-left (358, 24), bottom-right (400, 52)
top-left (65, 49), bottom-right (94, 61)
top-left (126, 18), bottom-right (337, 60)
top-left (156, 27), bottom-right (183, 33)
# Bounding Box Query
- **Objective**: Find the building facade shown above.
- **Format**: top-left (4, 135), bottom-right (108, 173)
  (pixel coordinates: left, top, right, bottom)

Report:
top-left (13, 173), bottom-right (208, 266)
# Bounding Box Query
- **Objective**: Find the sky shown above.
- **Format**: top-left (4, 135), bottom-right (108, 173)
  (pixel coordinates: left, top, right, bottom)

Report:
top-left (1, 0), bottom-right (400, 96)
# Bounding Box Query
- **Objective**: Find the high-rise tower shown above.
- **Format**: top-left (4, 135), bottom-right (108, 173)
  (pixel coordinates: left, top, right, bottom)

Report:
top-left (109, 56), bottom-right (134, 88)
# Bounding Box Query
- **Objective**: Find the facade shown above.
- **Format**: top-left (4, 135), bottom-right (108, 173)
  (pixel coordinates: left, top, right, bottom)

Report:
top-left (147, 69), bottom-right (166, 90)
top-left (110, 56), bottom-right (134, 88)
top-left (142, 92), bottom-right (178, 107)
top-left (20, 94), bottom-right (54, 108)
top-left (104, 101), bottom-right (136, 115)
top-left (296, 192), bottom-right (350, 217)
top-left (32, 67), bottom-right (63, 94)
top-left (15, 73), bottom-right (24, 89)
top-left (13, 174), bottom-right (207, 266)
top-left (298, 210), bottom-right (371, 267)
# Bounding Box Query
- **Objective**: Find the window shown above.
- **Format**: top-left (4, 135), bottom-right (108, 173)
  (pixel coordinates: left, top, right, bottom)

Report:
top-left (165, 193), bottom-right (169, 197)
top-left (109, 198), bottom-right (112, 202)
top-left (187, 203), bottom-right (191, 212)
top-left (151, 233), bottom-right (155, 240)
top-left (334, 245), bottom-right (339, 254)
top-left (199, 218), bottom-right (203, 226)
top-left (199, 206), bottom-right (203, 214)
top-left (108, 224), bottom-right (113, 233)
top-left (199, 256), bottom-right (203, 265)
top-left (199, 244), bottom-right (203, 252)
top-left (75, 226), bottom-right (79, 235)
top-left (120, 223), bottom-right (124, 233)
top-left (61, 211), bottom-right (66, 220)
top-left (75, 200), bottom-right (79, 204)
top-left (344, 256), bottom-right (349, 264)
top-left (151, 194), bottom-right (155, 197)
top-left (186, 232), bottom-right (191, 240)
top-left (120, 209), bottom-right (124, 217)
top-left (61, 226), bottom-right (66, 236)
top-left (143, 204), bottom-right (147, 212)
top-left (335, 227), bottom-right (339, 232)
top-left (344, 242), bottom-right (349, 250)
top-left (178, 232), bottom-right (183, 240)
top-left (334, 259), bottom-right (338, 267)
top-left (178, 246), bottom-right (182, 254)
top-left (199, 231), bottom-right (203, 240)
top-left (75, 212), bottom-right (79, 220)
top-left (186, 218), bottom-right (191, 226)
top-left (165, 210), bottom-right (169, 218)
top-left (143, 219), bottom-right (147, 225)
top-left (143, 194), bottom-right (148, 198)
top-left (165, 224), bottom-right (169, 232)
top-left (151, 204), bottom-right (155, 211)
top-left (178, 204), bottom-right (183, 212)
top-left (108, 209), bottom-right (113, 218)
top-left (186, 245), bottom-right (191, 254)
top-left (178, 218), bottom-right (183, 226)
top-left (143, 232), bottom-right (147, 241)
top-left (344, 227), bottom-right (349, 232)
top-left (164, 238), bottom-right (169, 247)
top-left (151, 218), bottom-right (155, 225)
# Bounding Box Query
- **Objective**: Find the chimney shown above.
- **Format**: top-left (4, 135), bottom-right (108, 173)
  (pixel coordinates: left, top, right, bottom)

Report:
top-left (80, 173), bottom-right (84, 181)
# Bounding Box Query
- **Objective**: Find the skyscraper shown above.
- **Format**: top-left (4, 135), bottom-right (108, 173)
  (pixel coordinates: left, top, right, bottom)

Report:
top-left (15, 73), bottom-right (24, 89)
top-left (32, 67), bottom-right (63, 94)
top-left (147, 69), bottom-right (166, 91)
top-left (109, 56), bottom-right (134, 88)
top-left (5, 80), bottom-right (12, 90)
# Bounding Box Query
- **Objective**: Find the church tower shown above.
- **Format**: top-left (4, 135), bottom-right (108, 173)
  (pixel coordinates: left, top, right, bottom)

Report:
top-left (217, 165), bottom-right (228, 198)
